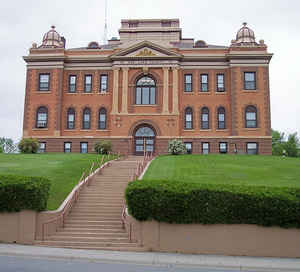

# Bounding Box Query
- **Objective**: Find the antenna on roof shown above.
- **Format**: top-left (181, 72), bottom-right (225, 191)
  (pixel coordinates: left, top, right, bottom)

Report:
top-left (102, 0), bottom-right (108, 45)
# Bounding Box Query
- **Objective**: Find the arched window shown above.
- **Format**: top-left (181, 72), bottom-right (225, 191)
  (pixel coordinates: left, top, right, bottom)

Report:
top-left (217, 107), bottom-right (226, 129)
top-left (245, 106), bottom-right (257, 128)
top-left (36, 106), bottom-right (48, 128)
top-left (99, 108), bottom-right (107, 129)
top-left (82, 108), bottom-right (91, 129)
top-left (67, 108), bottom-right (75, 129)
top-left (136, 76), bottom-right (156, 105)
top-left (201, 107), bottom-right (209, 129)
top-left (185, 107), bottom-right (193, 129)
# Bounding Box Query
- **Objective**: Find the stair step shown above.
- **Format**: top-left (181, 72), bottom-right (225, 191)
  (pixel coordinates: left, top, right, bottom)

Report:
top-left (63, 224), bottom-right (124, 229)
top-left (64, 220), bottom-right (122, 225)
top-left (70, 211), bottom-right (121, 215)
top-left (71, 208), bottom-right (122, 212)
top-left (68, 215), bottom-right (121, 220)
top-left (57, 227), bottom-right (125, 233)
top-left (47, 236), bottom-right (130, 243)
top-left (34, 244), bottom-right (144, 252)
top-left (35, 240), bottom-right (139, 247)
top-left (51, 232), bottom-right (128, 238)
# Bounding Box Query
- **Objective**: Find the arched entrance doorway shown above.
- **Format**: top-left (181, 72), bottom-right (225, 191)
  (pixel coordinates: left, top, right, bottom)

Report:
top-left (134, 125), bottom-right (156, 156)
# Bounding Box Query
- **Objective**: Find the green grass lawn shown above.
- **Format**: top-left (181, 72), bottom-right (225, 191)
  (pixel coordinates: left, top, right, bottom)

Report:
top-left (0, 153), bottom-right (112, 210)
top-left (143, 154), bottom-right (300, 188)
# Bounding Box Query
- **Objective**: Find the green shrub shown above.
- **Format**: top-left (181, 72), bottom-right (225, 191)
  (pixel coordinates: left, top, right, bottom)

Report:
top-left (168, 139), bottom-right (186, 155)
top-left (125, 180), bottom-right (300, 228)
top-left (0, 146), bottom-right (3, 153)
top-left (0, 174), bottom-right (51, 212)
top-left (94, 140), bottom-right (112, 154)
top-left (18, 138), bottom-right (39, 154)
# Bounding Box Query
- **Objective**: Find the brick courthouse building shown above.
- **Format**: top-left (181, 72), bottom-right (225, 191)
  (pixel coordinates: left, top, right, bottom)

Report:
top-left (23, 19), bottom-right (272, 155)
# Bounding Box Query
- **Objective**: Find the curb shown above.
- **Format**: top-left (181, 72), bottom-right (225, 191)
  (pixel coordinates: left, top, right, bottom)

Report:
top-left (0, 244), bottom-right (299, 271)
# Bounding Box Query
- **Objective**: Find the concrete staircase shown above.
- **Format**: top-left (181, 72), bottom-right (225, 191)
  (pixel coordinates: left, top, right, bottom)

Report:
top-left (35, 156), bottom-right (145, 251)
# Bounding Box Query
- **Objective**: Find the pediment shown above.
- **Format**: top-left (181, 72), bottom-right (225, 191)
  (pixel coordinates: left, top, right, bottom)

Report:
top-left (110, 41), bottom-right (182, 59)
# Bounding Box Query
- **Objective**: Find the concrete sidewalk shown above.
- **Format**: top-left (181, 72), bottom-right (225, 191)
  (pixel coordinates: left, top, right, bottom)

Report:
top-left (0, 243), bottom-right (299, 271)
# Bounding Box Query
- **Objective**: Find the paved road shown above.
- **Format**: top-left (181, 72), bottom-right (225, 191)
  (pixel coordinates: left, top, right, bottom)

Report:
top-left (0, 255), bottom-right (249, 272)
top-left (0, 244), bottom-right (299, 272)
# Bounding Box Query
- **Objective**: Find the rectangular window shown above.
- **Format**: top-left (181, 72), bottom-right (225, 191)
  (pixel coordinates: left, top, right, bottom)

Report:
top-left (99, 114), bottom-right (106, 129)
top-left (136, 87), bottom-right (142, 104)
top-left (68, 75), bottom-right (76, 93)
top-left (202, 143), bottom-right (209, 154)
top-left (84, 75), bottom-right (92, 93)
top-left (247, 142), bottom-right (258, 155)
top-left (246, 112), bottom-right (257, 128)
top-left (100, 75), bottom-right (108, 92)
top-left (83, 114), bottom-right (90, 129)
top-left (184, 142), bottom-right (192, 154)
top-left (201, 114), bottom-right (209, 129)
top-left (64, 142), bottom-right (72, 153)
top-left (142, 87), bottom-right (150, 104)
top-left (38, 142), bottom-right (46, 153)
top-left (67, 114), bottom-right (75, 129)
top-left (216, 74), bottom-right (225, 92)
top-left (185, 113), bottom-right (192, 129)
top-left (244, 72), bottom-right (256, 90)
top-left (80, 142), bottom-right (88, 153)
top-left (150, 87), bottom-right (156, 104)
top-left (39, 74), bottom-right (50, 91)
top-left (184, 74), bottom-right (192, 92)
top-left (219, 142), bottom-right (228, 154)
top-left (200, 74), bottom-right (208, 92)
top-left (218, 113), bottom-right (225, 129)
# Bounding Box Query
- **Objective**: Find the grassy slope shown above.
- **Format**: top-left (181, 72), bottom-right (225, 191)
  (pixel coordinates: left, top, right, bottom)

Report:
top-left (143, 154), bottom-right (300, 188)
top-left (0, 153), bottom-right (107, 210)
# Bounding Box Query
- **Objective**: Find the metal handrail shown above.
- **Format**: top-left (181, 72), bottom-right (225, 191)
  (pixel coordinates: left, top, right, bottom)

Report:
top-left (41, 152), bottom-right (121, 241)
top-left (121, 151), bottom-right (154, 236)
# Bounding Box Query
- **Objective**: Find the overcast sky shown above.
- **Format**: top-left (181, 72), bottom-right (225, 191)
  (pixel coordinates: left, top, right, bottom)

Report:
top-left (0, 0), bottom-right (299, 142)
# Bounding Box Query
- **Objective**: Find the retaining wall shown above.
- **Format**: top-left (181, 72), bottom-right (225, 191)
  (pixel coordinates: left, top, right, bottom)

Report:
top-left (125, 214), bottom-right (300, 258)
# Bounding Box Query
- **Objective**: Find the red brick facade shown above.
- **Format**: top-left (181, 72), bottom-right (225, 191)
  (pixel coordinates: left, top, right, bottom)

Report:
top-left (23, 20), bottom-right (272, 155)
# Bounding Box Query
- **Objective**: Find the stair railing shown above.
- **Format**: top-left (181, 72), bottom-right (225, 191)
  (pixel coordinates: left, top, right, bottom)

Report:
top-left (122, 151), bottom-right (155, 239)
top-left (41, 152), bottom-right (121, 241)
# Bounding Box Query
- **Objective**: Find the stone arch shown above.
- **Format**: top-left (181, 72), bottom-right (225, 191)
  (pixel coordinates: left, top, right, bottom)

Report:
top-left (128, 119), bottom-right (161, 136)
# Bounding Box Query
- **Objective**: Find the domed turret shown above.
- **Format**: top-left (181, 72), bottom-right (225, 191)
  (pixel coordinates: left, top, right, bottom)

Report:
top-left (41, 26), bottom-right (64, 48)
top-left (231, 22), bottom-right (258, 46)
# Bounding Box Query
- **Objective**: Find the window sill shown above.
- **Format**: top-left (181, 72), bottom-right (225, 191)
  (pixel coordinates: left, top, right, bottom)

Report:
top-left (198, 92), bottom-right (210, 95)
top-left (242, 89), bottom-right (259, 92)
top-left (133, 104), bottom-right (158, 107)
top-left (200, 129), bottom-right (211, 131)
top-left (216, 129), bottom-right (229, 131)
top-left (244, 128), bottom-right (259, 130)
top-left (215, 92), bottom-right (227, 94)
top-left (96, 129), bottom-right (110, 131)
top-left (37, 91), bottom-right (51, 93)
top-left (64, 129), bottom-right (76, 131)
top-left (183, 92), bottom-right (194, 95)
top-left (32, 128), bottom-right (48, 130)
top-left (66, 92), bottom-right (77, 94)
top-left (183, 129), bottom-right (195, 131)
top-left (80, 129), bottom-right (92, 131)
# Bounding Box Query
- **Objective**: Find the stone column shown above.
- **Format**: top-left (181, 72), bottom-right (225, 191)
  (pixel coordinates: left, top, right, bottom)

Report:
top-left (112, 67), bottom-right (120, 114)
top-left (162, 67), bottom-right (169, 114)
top-left (172, 67), bottom-right (179, 114)
top-left (121, 67), bottom-right (129, 114)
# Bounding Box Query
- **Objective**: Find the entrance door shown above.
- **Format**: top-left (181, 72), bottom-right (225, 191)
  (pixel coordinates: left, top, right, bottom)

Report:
top-left (134, 126), bottom-right (155, 156)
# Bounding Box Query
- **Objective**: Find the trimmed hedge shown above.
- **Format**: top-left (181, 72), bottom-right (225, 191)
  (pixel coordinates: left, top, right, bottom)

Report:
top-left (0, 174), bottom-right (51, 212)
top-left (125, 180), bottom-right (300, 228)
